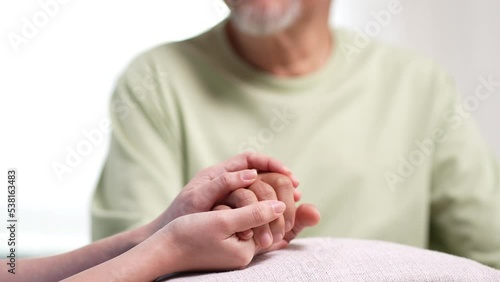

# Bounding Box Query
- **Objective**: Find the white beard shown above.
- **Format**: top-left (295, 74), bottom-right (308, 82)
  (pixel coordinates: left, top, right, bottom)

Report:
top-left (229, 0), bottom-right (302, 36)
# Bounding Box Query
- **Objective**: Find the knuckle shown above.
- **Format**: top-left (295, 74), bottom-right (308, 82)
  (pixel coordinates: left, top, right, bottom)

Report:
top-left (257, 187), bottom-right (277, 199)
top-left (196, 167), bottom-right (210, 178)
top-left (270, 217), bottom-right (285, 232)
top-left (273, 176), bottom-right (293, 190)
top-left (261, 189), bottom-right (277, 200)
top-left (216, 215), bottom-right (232, 232)
top-left (251, 205), bottom-right (265, 223)
top-left (233, 189), bottom-right (257, 206)
top-left (250, 182), bottom-right (276, 199)
top-left (190, 195), bottom-right (206, 211)
top-left (218, 173), bottom-right (230, 187)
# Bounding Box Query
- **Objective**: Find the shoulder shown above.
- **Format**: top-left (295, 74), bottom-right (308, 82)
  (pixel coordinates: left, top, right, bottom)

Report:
top-left (335, 27), bottom-right (450, 84)
top-left (335, 28), bottom-right (455, 107)
top-left (127, 26), bottom-right (218, 74)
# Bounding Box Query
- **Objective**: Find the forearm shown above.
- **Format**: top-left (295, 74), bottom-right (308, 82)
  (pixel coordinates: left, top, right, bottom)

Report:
top-left (66, 201), bottom-right (288, 282)
top-left (1, 224), bottom-right (151, 282)
top-left (62, 230), bottom-right (179, 282)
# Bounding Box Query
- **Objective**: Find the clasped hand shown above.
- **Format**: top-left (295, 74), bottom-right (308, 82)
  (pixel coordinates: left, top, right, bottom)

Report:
top-left (145, 152), bottom-right (320, 272)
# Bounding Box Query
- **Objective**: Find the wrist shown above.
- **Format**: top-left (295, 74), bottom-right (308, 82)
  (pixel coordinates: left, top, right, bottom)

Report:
top-left (96, 230), bottom-right (181, 282)
top-left (140, 227), bottom-right (183, 278)
top-left (128, 222), bottom-right (155, 247)
top-left (148, 207), bottom-right (178, 236)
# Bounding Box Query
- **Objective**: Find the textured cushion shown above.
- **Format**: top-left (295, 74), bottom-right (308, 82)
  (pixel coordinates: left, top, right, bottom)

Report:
top-left (160, 238), bottom-right (500, 281)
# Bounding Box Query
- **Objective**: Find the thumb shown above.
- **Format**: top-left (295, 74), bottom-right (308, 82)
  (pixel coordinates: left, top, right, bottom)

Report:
top-left (256, 204), bottom-right (320, 255)
top-left (223, 201), bottom-right (285, 233)
top-left (283, 204), bottom-right (321, 242)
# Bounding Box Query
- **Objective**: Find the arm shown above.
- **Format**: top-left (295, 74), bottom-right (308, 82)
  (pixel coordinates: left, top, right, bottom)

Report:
top-left (65, 201), bottom-right (285, 282)
top-left (429, 71), bottom-right (500, 269)
top-left (0, 201), bottom-right (284, 282)
top-left (0, 225), bottom-right (149, 282)
top-left (7, 162), bottom-right (301, 281)
top-left (1, 154), bottom-right (291, 281)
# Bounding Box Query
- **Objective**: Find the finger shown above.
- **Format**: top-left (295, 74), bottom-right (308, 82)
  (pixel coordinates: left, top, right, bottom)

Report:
top-left (283, 204), bottom-right (321, 242)
top-left (201, 169), bottom-right (257, 203)
top-left (256, 240), bottom-right (289, 255)
top-left (213, 205), bottom-right (231, 211)
top-left (294, 190), bottom-right (302, 202)
top-left (246, 152), bottom-right (300, 188)
top-left (205, 152), bottom-right (299, 187)
top-left (222, 200), bottom-right (286, 233)
top-left (248, 181), bottom-right (286, 245)
top-left (222, 188), bottom-right (274, 248)
top-left (222, 188), bottom-right (259, 208)
top-left (259, 173), bottom-right (296, 232)
top-left (214, 204), bottom-right (253, 240)
top-left (237, 229), bottom-right (254, 240)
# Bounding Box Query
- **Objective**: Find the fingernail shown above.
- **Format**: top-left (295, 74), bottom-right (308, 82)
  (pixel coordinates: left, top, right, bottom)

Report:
top-left (270, 201), bottom-right (286, 213)
top-left (285, 220), bottom-right (292, 232)
top-left (282, 166), bottom-right (291, 173)
top-left (241, 169), bottom-right (257, 180)
top-left (261, 232), bottom-right (272, 247)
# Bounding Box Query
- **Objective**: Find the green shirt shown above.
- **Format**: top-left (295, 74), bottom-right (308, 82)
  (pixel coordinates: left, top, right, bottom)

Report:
top-left (91, 21), bottom-right (500, 268)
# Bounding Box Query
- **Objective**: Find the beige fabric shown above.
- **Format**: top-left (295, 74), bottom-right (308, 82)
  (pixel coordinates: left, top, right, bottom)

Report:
top-left (160, 238), bottom-right (500, 281)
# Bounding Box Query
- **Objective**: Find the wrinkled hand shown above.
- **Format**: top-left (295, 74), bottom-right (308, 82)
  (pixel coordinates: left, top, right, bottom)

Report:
top-left (215, 173), bottom-right (320, 250)
top-left (215, 173), bottom-right (296, 247)
top-left (147, 152), bottom-right (299, 236)
top-left (154, 201), bottom-right (286, 273)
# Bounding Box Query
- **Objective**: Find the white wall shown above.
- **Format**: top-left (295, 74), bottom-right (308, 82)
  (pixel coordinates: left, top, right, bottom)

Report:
top-left (0, 0), bottom-right (498, 257)
top-left (333, 0), bottom-right (500, 158)
top-left (0, 0), bottom-right (231, 257)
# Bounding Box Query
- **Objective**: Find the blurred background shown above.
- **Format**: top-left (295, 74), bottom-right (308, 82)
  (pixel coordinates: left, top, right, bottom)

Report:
top-left (0, 0), bottom-right (499, 257)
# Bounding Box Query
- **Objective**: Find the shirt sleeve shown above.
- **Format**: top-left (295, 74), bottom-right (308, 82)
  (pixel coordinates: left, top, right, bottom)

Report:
top-left (429, 70), bottom-right (500, 269)
top-left (91, 55), bottom-right (184, 240)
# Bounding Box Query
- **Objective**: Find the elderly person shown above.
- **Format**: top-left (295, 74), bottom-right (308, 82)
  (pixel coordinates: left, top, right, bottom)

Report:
top-left (92, 0), bottom-right (500, 268)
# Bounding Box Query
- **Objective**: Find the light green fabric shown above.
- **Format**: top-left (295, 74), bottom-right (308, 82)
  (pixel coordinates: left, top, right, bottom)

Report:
top-left (91, 21), bottom-right (500, 268)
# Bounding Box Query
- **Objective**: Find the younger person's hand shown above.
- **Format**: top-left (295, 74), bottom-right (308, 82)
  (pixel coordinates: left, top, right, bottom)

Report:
top-left (151, 200), bottom-right (286, 273)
